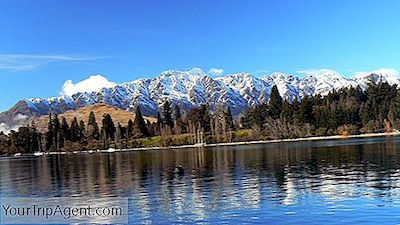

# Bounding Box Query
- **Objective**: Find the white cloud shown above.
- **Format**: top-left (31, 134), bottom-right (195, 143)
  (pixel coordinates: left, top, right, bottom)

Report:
top-left (14, 113), bottom-right (28, 122)
top-left (61, 75), bottom-right (117, 96)
top-left (0, 54), bottom-right (101, 71)
top-left (0, 114), bottom-right (28, 134)
top-left (208, 68), bottom-right (224, 76)
top-left (0, 123), bottom-right (22, 135)
top-left (353, 68), bottom-right (399, 78)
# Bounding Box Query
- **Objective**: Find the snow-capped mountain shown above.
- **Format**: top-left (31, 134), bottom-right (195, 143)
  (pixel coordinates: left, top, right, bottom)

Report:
top-left (1, 67), bottom-right (399, 130)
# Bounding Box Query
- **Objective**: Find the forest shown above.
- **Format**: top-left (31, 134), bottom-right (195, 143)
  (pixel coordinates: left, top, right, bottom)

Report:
top-left (1, 81), bottom-right (399, 155)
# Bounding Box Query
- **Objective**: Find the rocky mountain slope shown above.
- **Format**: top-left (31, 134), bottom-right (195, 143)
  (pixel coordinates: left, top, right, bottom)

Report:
top-left (1, 67), bottom-right (398, 133)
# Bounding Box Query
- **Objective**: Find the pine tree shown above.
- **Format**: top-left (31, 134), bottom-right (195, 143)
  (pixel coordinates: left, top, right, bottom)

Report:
top-left (30, 121), bottom-right (39, 153)
top-left (268, 85), bottom-right (283, 119)
top-left (127, 119), bottom-right (134, 138)
top-left (156, 112), bottom-right (163, 127)
top-left (101, 114), bottom-right (116, 142)
top-left (70, 117), bottom-right (80, 142)
top-left (281, 100), bottom-right (292, 121)
top-left (174, 105), bottom-right (182, 120)
top-left (46, 113), bottom-right (54, 151)
top-left (53, 114), bottom-right (60, 151)
top-left (163, 101), bottom-right (174, 128)
top-left (174, 105), bottom-right (185, 134)
top-left (87, 111), bottom-right (100, 140)
top-left (225, 106), bottom-right (234, 130)
top-left (133, 106), bottom-right (149, 137)
top-left (298, 96), bottom-right (313, 124)
top-left (79, 120), bottom-right (86, 143)
top-left (60, 117), bottom-right (70, 146)
top-left (201, 105), bottom-right (211, 132)
top-left (115, 122), bottom-right (122, 143)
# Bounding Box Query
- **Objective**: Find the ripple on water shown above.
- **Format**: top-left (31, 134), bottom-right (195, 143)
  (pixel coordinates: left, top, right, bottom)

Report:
top-left (3, 137), bottom-right (400, 224)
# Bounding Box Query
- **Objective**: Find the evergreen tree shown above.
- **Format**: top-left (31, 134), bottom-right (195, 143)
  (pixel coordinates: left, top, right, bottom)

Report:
top-left (12, 126), bottom-right (31, 153)
top-left (79, 120), bottom-right (86, 142)
top-left (60, 117), bottom-right (70, 146)
top-left (163, 100), bottom-right (174, 128)
top-left (127, 119), bottom-right (134, 138)
top-left (30, 121), bottom-right (39, 153)
top-left (174, 105), bottom-right (182, 120)
top-left (70, 117), bottom-right (81, 142)
top-left (115, 122), bottom-right (122, 142)
top-left (87, 111), bottom-right (100, 140)
top-left (101, 114), bottom-right (116, 142)
top-left (51, 114), bottom-right (61, 151)
top-left (225, 106), bottom-right (234, 129)
top-left (187, 104), bottom-right (211, 132)
top-left (133, 106), bottom-right (149, 137)
top-left (298, 96), bottom-right (314, 124)
top-left (174, 105), bottom-right (185, 134)
top-left (46, 113), bottom-right (60, 151)
top-left (268, 85), bottom-right (283, 119)
top-left (281, 100), bottom-right (292, 121)
top-left (46, 113), bottom-right (54, 151)
top-left (156, 112), bottom-right (163, 127)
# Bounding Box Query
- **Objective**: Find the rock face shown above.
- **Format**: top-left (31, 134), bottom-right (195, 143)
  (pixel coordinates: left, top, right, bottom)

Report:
top-left (1, 67), bottom-right (399, 131)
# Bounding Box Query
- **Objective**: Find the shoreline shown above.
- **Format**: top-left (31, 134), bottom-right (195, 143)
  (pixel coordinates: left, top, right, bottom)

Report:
top-left (7, 131), bottom-right (400, 157)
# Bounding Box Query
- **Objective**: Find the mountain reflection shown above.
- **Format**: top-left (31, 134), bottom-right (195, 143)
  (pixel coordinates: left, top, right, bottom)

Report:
top-left (2, 137), bottom-right (400, 222)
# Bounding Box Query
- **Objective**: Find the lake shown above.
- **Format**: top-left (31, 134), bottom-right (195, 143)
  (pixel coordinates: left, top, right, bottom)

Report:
top-left (2, 137), bottom-right (400, 224)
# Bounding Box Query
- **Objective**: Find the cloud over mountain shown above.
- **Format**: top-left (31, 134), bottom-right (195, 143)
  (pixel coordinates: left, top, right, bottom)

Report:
top-left (61, 75), bottom-right (117, 96)
top-left (208, 68), bottom-right (224, 76)
top-left (1, 67), bottom-right (399, 133)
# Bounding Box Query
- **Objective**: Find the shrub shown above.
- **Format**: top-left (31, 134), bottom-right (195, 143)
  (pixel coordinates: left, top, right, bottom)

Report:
top-left (337, 124), bottom-right (359, 136)
top-left (360, 120), bottom-right (383, 133)
top-left (314, 127), bottom-right (327, 136)
top-left (63, 141), bottom-right (83, 152)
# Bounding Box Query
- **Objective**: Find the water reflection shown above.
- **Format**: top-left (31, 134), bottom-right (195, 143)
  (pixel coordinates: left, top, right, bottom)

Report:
top-left (2, 137), bottom-right (400, 224)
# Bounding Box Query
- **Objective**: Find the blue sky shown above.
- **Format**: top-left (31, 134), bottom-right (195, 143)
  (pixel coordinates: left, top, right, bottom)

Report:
top-left (1, 0), bottom-right (400, 111)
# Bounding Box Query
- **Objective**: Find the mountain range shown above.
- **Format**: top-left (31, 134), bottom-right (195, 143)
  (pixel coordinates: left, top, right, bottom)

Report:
top-left (1, 67), bottom-right (399, 133)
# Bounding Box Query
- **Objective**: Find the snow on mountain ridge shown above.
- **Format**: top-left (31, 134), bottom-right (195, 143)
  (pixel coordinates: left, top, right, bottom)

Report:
top-left (15, 68), bottom-right (400, 118)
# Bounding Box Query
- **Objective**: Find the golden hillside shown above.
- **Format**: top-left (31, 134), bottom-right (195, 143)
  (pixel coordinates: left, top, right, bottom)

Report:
top-left (33, 103), bottom-right (156, 132)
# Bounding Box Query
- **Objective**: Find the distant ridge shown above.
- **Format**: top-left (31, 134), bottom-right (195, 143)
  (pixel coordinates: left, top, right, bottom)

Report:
top-left (1, 67), bottom-right (399, 132)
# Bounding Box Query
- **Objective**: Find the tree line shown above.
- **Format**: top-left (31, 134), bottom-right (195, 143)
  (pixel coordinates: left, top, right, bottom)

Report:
top-left (1, 81), bottom-right (400, 155)
top-left (0, 100), bottom-right (234, 154)
top-left (242, 82), bottom-right (400, 139)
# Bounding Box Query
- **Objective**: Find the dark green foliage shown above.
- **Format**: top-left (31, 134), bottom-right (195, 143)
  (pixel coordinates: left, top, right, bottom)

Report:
top-left (101, 114), bottom-right (116, 141)
top-left (242, 82), bottom-right (400, 136)
top-left (268, 85), bottom-right (283, 119)
top-left (87, 111), bottom-right (100, 140)
top-left (174, 105), bottom-right (185, 134)
top-left (187, 104), bottom-right (211, 132)
top-left (79, 120), bottom-right (86, 142)
top-left (298, 96), bottom-right (313, 124)
top-left (241, 103), bottom-right (268, 129)
top-left (225, 106), bottom-right (234, 129)
top-left (127, 119), bottom-right (134, 138)
top-left (70, 117), bottom-right (82, 142)
top-left (46, 113), bottom-right (60, 151)
top-left (11, 127), bottom-right (31, 153)
top-left (60, 117), bottom-right (70, 146)
top-left (156, 112), bottom-right (163, 126)
top-left (133, 106), bottom-right (149, 137)
top-left (3, 81), bottom-right (400, 155)
top-left (162, 101), bottom-right (174, 128)
top-left (174, 105), bottom-right (182, 120)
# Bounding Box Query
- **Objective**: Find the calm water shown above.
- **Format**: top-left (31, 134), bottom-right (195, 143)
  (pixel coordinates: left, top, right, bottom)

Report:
top-left (2, 137), bottom-right (400, 224)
